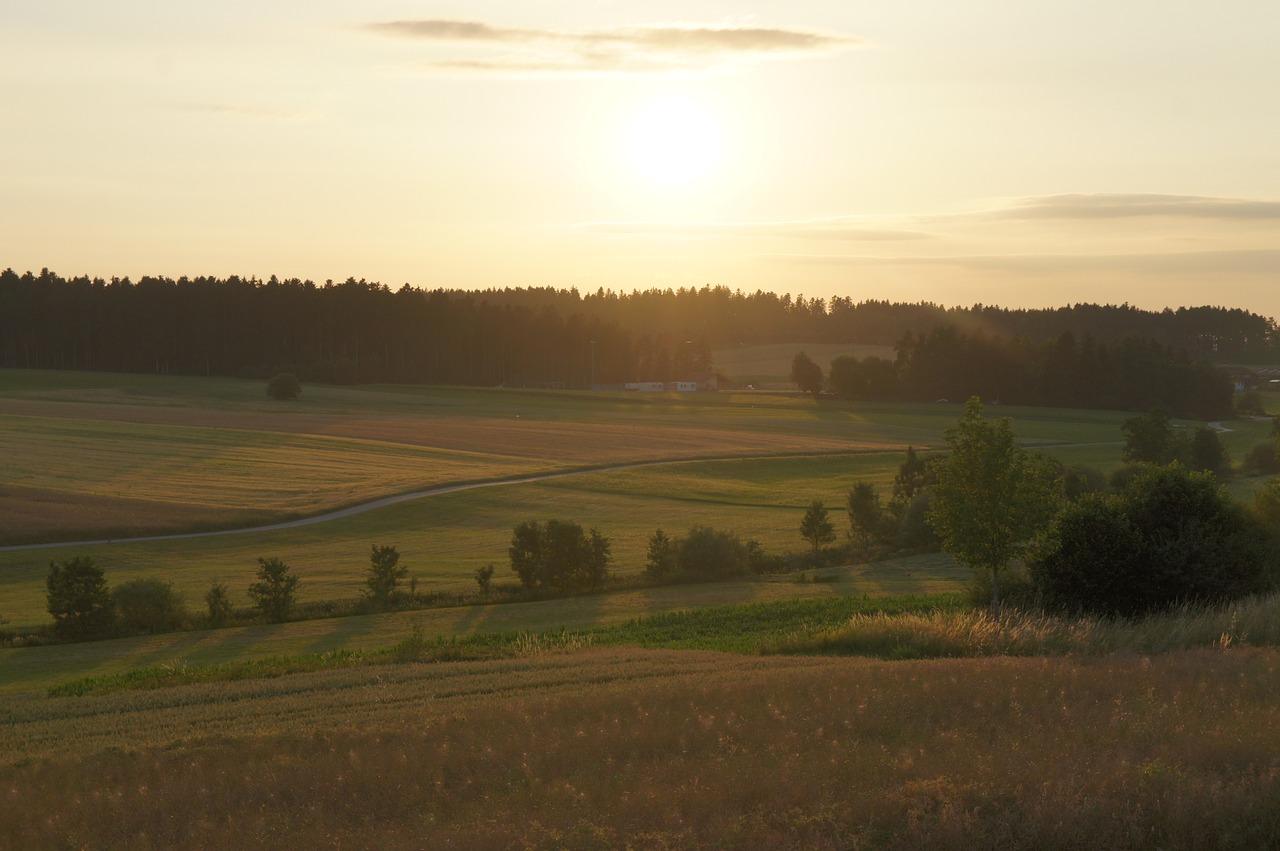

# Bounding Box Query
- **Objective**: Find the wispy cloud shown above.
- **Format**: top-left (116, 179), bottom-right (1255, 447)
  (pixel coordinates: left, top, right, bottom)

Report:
top-left (363, 20), bottom-right (859, 75)
top-left (177, 102), bottom-right (310, 121)
top-left (577, 218), bottom-right (929, 242)
top-left (754, 248), bottom-right (1280, 275)
top-left (981, 193), bottom-right (1280, 221)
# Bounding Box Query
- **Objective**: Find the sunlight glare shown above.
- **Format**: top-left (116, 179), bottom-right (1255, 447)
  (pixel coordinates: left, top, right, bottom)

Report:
top-left (625, 96), bottom-right (722, 188)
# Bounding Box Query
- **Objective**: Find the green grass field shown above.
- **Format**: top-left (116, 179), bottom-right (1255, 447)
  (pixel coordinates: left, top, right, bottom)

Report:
top-left (0, 368), bottom-right (1148, 631)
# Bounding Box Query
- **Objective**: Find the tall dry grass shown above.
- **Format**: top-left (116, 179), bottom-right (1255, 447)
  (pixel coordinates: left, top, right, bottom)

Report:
top-left (767, 592), bottom-right (1280, 659)
top-left (3, 647), bottom-right (1279, 849)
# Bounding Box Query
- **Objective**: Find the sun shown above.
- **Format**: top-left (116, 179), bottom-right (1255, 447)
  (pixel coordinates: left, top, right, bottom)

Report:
top-left (625, 96), bottom-right (722, 188)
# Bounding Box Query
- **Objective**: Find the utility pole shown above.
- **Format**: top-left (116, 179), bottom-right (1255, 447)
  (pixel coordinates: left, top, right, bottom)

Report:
top-left (590, 339), bottom-right (596, 390)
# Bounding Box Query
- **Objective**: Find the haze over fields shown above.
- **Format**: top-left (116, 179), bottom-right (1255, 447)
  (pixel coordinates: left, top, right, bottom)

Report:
top-left (3, 1), bottom-right (1279, 316)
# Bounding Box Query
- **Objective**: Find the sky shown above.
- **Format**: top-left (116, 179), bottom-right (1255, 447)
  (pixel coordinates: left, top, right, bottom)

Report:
top-left (3, 1), bottom-right (1279, 318)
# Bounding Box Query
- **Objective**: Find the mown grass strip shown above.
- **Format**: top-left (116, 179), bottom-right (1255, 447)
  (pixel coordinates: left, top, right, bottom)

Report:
top-left (46, 593), bottom-right (964, 697)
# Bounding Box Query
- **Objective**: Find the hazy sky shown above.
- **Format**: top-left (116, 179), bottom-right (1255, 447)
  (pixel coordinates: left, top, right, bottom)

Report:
top-left (4, 1), bottom-right (1279, 317)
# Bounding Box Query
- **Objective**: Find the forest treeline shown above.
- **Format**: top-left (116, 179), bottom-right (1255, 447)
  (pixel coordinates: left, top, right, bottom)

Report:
top-left (821, 326), bottom-right (1235, 419)
top-left (1, 269), bottom-right (1273, 409)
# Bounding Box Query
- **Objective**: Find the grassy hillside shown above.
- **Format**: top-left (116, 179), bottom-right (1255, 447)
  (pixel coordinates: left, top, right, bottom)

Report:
top-left (0, 369), bottom-right (1148, 631)
top-left (4, 645), bottom-right (1279, 848)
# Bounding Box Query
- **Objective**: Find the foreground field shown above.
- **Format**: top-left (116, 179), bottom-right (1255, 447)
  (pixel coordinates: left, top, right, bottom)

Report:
top-left (4, 646), bottom-right (1278, 849)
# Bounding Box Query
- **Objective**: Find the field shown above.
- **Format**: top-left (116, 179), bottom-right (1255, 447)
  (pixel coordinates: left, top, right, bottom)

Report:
top-left (4, 368), bottom-right (1280, 847)
top-left (0, 369), bottom-right (1158, 631)
top-left (5, 646), bottom-right (1280, 848)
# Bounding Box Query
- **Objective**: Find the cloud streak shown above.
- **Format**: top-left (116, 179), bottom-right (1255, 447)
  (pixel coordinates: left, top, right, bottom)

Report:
top-left (577, 218), bottom-right (929, 242)
top-left (363, 20), bottom-right (859, 75)
top-left (754, 248), bottom-right (1280, 276)
top-left (983, 193), bottom-right (1280, 222)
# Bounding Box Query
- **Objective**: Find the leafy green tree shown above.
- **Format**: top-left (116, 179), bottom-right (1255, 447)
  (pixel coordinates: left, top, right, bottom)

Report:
top-left (800, 500), bottom-right (836, 553)
top-left (113, 578), bottom-right (187, 635)
top-left (248, 557), bottom-right (299, 622)
top-left (928, 397), bottom-right (1061, 616)
top-left (1187, 426), bottom-right (1231, 478)
top-left (205, 581), bottom-right (234, 626)
top-left (790, 351), bottom-right (823, 397)
top-left (890, 446), bottom-right (937, 512)
top-left (1121, 408), bottom-right (1184, 465)
top-left (508, 520), bottom-right (610, 592)
top-left (1253, 478), bottom-right (1280, 532)
top-left (46, 556), bottom-right (114, 640)
top-left (1033, 465), bottom-right (1275, 616)
top-left (365, 544), bottom-right (408, 607)
top-left (645, 529), bottom-right (676, 580)
top-left (847, 483), bottom-right (886, 552)
top-left (266, 372), bottom-right (301, 400)
top-left (475, 564), bottom-right (495, 596)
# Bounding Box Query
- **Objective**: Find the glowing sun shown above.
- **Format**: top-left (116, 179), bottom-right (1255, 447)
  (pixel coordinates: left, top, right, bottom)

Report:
top-left (625, 96), bottom-right (722, 187)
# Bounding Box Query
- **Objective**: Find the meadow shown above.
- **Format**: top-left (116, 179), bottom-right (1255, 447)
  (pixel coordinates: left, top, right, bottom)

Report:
top-left (3, 368), bottom-right (1280, 848)
top-left (4, 644), bottom-right (1279, 848)
top-left (0, 367), bottom-right (1155, 632)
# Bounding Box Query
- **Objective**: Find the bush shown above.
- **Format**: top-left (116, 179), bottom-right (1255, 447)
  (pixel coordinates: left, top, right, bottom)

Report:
top-left (1236, 390), bottom-right (1267, 416)
top-left (1032, 464), bottom-right (1275, 616)
top-left (1243, 441), bottom-right (1280, 475)
top-left (46, 556), bottom-right (114, 640)
top-left (266, 372), bottom-right (301, 400)
top-left (675, 526), bottom-right (752, 579)
top-left (113, 578), bottom-right (188, 635)
top-left (248, 557), bottom-right (299, 622)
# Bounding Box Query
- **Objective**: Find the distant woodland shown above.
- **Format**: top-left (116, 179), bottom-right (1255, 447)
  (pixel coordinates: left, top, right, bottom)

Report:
top-left (3, 268), bottom-right (1274, 418)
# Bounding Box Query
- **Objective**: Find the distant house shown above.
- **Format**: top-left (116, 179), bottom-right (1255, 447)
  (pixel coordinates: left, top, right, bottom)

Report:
top-left (624, 382), bottom-right (666, 392)
top-left (673, 381), bottom-right (697, 392)
top-left (1220, 366), bottom-right (1261, 392)
top-left (687, 371), bottom-right (733, 391)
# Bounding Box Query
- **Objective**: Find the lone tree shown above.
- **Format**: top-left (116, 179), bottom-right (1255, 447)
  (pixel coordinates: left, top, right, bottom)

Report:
top-left (847, 483), bottom-right (886, 553)
top-left (205, 581), bottom-right (234, 626)
top-left (790, 351), bottom-right (824, 398)
top-left (509, 520), bottom-right (611, 593)
top-left (46, 556), bottom-right (114, 640)
top-left (800, 500), bottom-right (836, 553)
top-left (928, 397), bottom-right (1060, 617)
top-left (645, 529), bottom-right (677, 581)
top-left (248, 557), bottom-right (299, 622)
top-left (1121, 408), bottom-right (1183, 465)
top-left (365, 544), bottom-right (408, 607)
top-left (890, 446), bottom-right (937, 512)
top-left (266, 372), bottom-right (301, 401)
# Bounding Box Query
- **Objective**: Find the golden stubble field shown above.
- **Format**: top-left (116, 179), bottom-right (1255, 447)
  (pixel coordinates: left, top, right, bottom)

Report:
top-left (3, 646), bottom-right (1279, 849)
top-left (0, 372), bottom-right (950, 544)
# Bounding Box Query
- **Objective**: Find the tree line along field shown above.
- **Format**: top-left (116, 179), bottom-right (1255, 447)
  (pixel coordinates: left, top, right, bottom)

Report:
top-left (0, 367), bottom-right (1183, 633)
